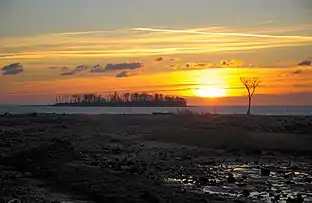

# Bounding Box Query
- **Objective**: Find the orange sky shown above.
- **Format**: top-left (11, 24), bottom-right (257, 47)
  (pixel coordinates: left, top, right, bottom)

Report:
top-left (1, 13), bottom-right (312, 105)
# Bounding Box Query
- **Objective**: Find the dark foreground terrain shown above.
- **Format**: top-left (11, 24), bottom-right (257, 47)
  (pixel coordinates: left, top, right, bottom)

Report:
top-left (1, 114), bottom-right (312, 203)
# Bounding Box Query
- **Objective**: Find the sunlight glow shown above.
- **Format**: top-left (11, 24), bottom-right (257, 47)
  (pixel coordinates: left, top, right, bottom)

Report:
top-left (193, 86), bottom-right (227, 98)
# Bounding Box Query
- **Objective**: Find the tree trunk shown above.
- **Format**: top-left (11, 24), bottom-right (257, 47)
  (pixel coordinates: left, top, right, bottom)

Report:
top-left (247, 96), bottom-right (251, 115)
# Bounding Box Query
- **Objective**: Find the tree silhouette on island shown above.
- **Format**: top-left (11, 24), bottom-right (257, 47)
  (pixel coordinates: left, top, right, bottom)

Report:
top-left (54, 92), bottom-right (187, 107)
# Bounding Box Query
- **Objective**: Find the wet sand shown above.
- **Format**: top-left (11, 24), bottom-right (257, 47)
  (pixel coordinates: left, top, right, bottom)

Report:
top-left (1, 114), bottom-right (312, 203)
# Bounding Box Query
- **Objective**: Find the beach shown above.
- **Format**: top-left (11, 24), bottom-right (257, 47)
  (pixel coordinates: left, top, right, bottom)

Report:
top-left (1, 114), bottom-right (312, 203)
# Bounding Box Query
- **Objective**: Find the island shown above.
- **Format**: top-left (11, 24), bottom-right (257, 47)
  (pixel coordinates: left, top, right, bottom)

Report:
top-left (53, 92), bottom-right (187, 107)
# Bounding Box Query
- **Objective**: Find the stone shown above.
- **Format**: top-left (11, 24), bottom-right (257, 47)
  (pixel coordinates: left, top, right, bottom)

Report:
top-left (274, 195), bottom-right (280, 201)
top-left (286, 194), bottom-right (304, 203)
top-left (141, 191), bottom-right (164, 203)
top-left (227, 173), bottom-right (236, 183)
top-left (8, 199), bottom-right (21, 203)
top-left (242, 189), bottom-right (250, 197)
top-left (196, 176), bottom-right (208, 185)
top-left (175, 157), bottom-right (182, 161)
top-left (261, 168), bottom-right (270, 176)
top-left (23, 172), bottom-right (32, 178)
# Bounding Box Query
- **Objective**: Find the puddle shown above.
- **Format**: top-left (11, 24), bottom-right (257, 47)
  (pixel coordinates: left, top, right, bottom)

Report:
top-left (164, 159), bottom-right (312, 202)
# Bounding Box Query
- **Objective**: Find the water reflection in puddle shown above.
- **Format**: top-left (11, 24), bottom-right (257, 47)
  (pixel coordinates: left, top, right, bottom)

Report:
top-left (164, 161), bottom-right (312, 202)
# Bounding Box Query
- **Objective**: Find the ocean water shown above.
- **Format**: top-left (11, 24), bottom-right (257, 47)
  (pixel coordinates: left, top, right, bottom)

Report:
top-left (0, 105), bottom-right (311, 116)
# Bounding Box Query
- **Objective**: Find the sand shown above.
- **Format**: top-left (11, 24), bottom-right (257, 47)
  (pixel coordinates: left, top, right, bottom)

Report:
top-left (1, 114), bottom-right (312, 203)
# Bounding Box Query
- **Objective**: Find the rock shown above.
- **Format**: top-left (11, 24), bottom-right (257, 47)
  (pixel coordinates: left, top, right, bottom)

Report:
top-left (274, 194), bottom-right (280, 201)
top-left (296, 194), bottom-right (304, 203)
top-left (23, 172), bottom-right (32, 178)
top-left (184, 155), bottom-right (192, 160)
top-left (286, 194), bottom-right (304, 203)
top-left (234, 200), bottom-right (245, 203)
top-left (237, 182), bottom-right (247, 187)
top-left (196, 176), bottom-right (208, 185)
top-left (304, 177), bottom-right (312, 183)
top-left (242, 189), bottom-right (250, 197)
top-left (8, 199), bottom-right (21, 203)
top-left (29, 112), bottom-right (38, 117)
top-left (175, 157), bottom-right (182, 161)
top-left (141, 191), bottom-right (164, 203)
top-left (261, 168), bottom-right (270, 176)
top-left (227, 173), bottom-right (236, 183)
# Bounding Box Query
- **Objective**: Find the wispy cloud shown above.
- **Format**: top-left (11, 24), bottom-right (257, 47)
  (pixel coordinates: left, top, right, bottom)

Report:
top-left (1, 24), bottom-right (312, 61)
top-left (134, 27), bottom-right (312, 40)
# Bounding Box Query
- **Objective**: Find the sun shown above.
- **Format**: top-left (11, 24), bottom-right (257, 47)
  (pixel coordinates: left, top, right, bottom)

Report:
top-left (193, 86), bottom-right (227, 98)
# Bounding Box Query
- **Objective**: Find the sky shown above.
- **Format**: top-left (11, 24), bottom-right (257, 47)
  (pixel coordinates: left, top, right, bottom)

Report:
top-left (1, 0), bottom-right (312, 105)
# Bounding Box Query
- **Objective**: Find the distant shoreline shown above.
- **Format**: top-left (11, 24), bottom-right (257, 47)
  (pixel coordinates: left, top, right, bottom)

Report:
top-left (3, 104), bottom-right (312, 108)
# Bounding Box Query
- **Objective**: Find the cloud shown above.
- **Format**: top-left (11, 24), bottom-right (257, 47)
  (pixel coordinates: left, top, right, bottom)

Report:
top-left (171, 62), bottom-right (213, 70)
top-left (293, 84), bottom-right (312, 88)
top-left (60, 72), bottom-right (75, 76)
top-left (48, 66), bottom-right (70, 71)
top-left (90, 64), bottom-right (105, 73)
top-left (105, 63), bottom-right (143, 71)
top-left (90, 63), bottom-right (144, 74)
top-left (292, 69), bottom-right (303, 74)
top-left (60, 65), bottom-right (89, 76)
top-left (219, 59), bottom-right (245, 68)
top-left (1, 63), bottom-right (24, 75)
top-left (155, 57), bottom-right (164, 62)
top-left (135, 27), bottom-right (312, 40)
top-left (298, 60), bottom-right (312, 66)
top-left (170, 58), bottom-right (181, 62)
top-left (116, 70), bottom-right (137, 78)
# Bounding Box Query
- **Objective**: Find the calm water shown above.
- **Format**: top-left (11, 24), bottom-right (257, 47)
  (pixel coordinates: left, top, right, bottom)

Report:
top-left (0, 105), bottom-right (312, 115)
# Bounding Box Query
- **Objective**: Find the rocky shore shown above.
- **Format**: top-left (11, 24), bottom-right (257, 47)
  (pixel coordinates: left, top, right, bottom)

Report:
top-left (1, 114), bottom-right (312, 203)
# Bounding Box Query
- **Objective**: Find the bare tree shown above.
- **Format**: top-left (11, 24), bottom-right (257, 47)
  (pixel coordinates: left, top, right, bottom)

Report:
top-left (240, 77), bottom-right (261, 115)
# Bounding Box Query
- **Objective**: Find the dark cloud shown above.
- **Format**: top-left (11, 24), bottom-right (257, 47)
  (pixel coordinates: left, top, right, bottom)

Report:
top-left (116, 70), bottom-right (138, 78)
top-left (116, 70), bottom-right (131, 78)
top-left (1, 63), bottom-right (24, 75)
top-left (105, 63), bottom-right (143, 71)
top-left (298, 60), bottom-right (312, 66)
top-left (89, 63), bottom-right (143, 75)
top-left (155, 57), bottom-right (164, 62)
top-left (90, 64), bottom-right (101, 69)
top-left (172, 62), bottom-right (213, 71)
top-left (60, 65), bottom-right (89, 76)
top-left (90, 64), bottom-right (105, 73)
top-left (60, 72), bottom-right (75, 76)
